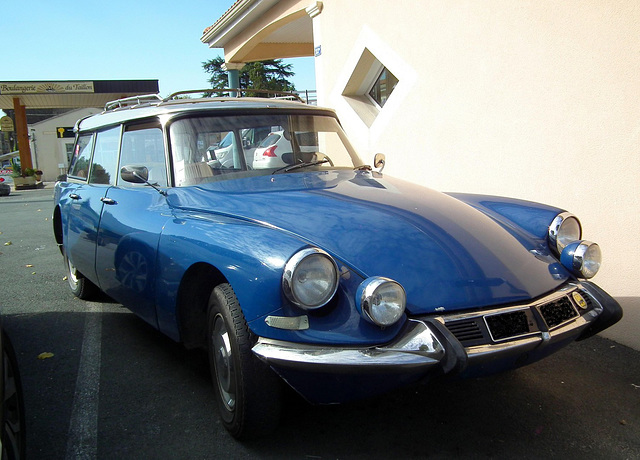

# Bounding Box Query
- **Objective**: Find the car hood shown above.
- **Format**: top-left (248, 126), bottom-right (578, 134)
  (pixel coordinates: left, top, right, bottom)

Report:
top-left (168, 171), bottom-right (569, 314)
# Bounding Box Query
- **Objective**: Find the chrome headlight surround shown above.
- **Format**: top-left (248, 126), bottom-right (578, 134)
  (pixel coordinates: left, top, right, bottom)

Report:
top-left (282, 248), bottom-right (339, 310)
top-left (356, 277), bottom-right (406, 327)
top-left (548, 212), bottom-right (582, 256)
top-left (560, 240), bottom-right (602, 279)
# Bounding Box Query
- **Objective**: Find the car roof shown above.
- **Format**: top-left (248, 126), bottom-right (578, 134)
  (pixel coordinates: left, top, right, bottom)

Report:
top-left (75, 94), bottom-right (335, 132)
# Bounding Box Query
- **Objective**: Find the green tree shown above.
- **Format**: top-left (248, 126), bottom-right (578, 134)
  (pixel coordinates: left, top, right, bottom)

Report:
top-left (202, 56), bottom-right (296, 97)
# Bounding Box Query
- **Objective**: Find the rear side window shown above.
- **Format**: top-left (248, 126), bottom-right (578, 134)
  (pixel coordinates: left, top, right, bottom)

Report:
top-left (89, 126), bottom-right (121, 185)
top-left (69, 133), bottom-right (94, 179)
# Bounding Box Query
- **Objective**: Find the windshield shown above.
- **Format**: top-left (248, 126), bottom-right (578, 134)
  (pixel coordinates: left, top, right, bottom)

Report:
top-left (169, 113), bottom-right (362, 187)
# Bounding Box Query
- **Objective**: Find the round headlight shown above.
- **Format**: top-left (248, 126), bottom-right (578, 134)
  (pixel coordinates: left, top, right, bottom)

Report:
top-left (282, 248), bottom-right (339, 309)
top-left (356, 277), bottom-right (406, 327)
top-left (560, 240), bottom-right (601, 279)
top-left (549, 212), bottom-right (582, 255)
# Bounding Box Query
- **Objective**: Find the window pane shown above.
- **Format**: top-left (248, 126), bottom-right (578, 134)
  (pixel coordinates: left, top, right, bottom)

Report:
top-left (120, 122), bottom-right (167, 187)
top-left (89, 126), bottom-right (121, 185)
top-left (69, 134), bottom-right (94, 179)
top-left (369, 67), bottom-right (398, 108)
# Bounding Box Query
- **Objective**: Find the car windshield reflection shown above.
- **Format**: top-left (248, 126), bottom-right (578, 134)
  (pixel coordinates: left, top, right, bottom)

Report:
top-left (168, 113), bottom-right (361, 186)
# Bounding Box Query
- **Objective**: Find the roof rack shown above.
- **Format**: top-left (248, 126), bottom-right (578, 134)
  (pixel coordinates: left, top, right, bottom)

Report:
top-left (104, 93), bottom-right (163, 111)
top-left (165, 88), bottom-right (304, 103)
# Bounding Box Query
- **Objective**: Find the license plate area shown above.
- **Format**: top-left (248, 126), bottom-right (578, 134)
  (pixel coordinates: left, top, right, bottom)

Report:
top-left (484, 308), bottom-right (538, 342)
top-left (538, 297), bottom-right (579, 328)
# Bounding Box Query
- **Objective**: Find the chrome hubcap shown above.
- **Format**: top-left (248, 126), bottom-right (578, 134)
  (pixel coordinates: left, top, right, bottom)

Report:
top-left (211, 315), bottom-right (236, 412)
top-left (67, 258), bottom-right (79, 290)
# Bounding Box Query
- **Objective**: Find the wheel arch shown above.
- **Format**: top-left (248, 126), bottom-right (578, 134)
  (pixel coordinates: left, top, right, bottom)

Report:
top-left (176, 262), bottom-right (228, 349)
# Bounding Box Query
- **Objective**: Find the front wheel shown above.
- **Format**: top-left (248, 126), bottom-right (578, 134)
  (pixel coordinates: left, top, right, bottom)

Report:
top-left (65, 255), bottom-right (98, 299)
top-left (207, 283), bottom-right (282, 440)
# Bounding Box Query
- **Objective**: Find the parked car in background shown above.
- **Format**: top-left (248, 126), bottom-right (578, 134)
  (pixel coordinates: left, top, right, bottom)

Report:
top-left (53, 91), bottom-right (622, 441)
top-left (252, 129), bottom-right (318, 169)
top-left (207, 127), bottom-right (272, 169)
top-left (0, 177), bottom-right (10, 197)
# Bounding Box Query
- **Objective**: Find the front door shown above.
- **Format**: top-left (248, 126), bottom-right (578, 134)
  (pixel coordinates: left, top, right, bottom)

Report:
top-left (94, 121), bottom-right (169, 327)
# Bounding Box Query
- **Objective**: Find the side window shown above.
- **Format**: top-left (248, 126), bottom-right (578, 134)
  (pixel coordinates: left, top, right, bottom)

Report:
top-left (89, 126), bottom-right (121, 185)
top-left (119, 122), bottom-right (167, 187)
top-left (69, 133), bottom-right (94, 179)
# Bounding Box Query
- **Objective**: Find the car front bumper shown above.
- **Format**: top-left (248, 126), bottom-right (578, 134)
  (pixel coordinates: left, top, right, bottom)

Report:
top-left (252, 281), bottom-right (622, 404)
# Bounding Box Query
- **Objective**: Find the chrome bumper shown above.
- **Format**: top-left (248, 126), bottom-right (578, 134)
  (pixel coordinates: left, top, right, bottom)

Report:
top-left (252, 281), bottom-right (621, 403)
top-left (252, 319), bottom-right (446, 374)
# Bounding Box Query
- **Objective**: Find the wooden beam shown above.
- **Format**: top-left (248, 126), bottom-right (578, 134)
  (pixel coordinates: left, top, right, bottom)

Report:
top-left (12, 97), bottom-right (32, 170)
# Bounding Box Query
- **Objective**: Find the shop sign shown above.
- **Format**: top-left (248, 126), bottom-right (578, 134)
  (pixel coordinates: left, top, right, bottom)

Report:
top-left (57, 127), bottom-right (75, 139)
top-left (0, 81), bottom-right (95, 95)
top-left (0, 116), bottom-right (14, 132)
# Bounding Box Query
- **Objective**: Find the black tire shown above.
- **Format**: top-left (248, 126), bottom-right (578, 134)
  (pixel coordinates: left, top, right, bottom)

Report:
top-left (207, 283), bottom-right (282, 440)
top-left (2, 330), bottom-right (26, 460)
top-left (65, 254), bottom-right (98, 300)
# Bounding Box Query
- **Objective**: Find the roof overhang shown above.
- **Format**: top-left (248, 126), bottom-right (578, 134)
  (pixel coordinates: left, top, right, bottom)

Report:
top-left (0, 80), bottom-right (159, 110)
top-left (201, 0), bottom-right (321, 64)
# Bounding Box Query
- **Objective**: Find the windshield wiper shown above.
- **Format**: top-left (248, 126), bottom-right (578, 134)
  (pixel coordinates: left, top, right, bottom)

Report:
top-left (353, 164), bottom-right (372, 171)
top-left (272, 158), bottom-right (330, 174)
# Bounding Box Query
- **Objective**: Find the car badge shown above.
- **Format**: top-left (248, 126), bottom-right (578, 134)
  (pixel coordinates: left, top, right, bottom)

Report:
top-left (572, 291), bottom-right (588, 310)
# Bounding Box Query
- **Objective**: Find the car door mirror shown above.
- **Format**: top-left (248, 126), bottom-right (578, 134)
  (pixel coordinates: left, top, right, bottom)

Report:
top-left (120, 165), bottom-right (149, 184)
top-left (373, 153), bottom-right (386, 172)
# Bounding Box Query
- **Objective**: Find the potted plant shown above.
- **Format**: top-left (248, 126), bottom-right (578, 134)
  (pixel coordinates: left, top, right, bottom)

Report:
top-left (11, 166), bottom-right (37, 188)
top-left (35, 170), bottom-right (43, 181)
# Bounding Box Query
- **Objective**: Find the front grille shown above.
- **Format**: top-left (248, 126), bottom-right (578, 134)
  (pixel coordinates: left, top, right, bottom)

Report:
top-left (539, 297), bottom-right (578, 328)
top-left (485, 310), bottom-right (530, 341)
top-left (579, 290), bottom-right (596, 310)
top-left (445, 319), bottom-right (486, 346)
top-left (436, 287), bottom-right (589, 347)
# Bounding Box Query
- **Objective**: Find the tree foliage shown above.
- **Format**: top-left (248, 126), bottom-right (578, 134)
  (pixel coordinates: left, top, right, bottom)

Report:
top-left (202, 56), bottom-right (296, 97)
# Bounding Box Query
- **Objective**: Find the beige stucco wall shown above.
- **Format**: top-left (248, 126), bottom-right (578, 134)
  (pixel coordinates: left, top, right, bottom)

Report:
top-left (314, 1), bottom-right (639, 348)
top-left (29, 108), bottom-right (101, 181)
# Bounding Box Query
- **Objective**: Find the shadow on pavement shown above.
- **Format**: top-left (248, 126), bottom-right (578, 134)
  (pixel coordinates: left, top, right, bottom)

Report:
top-left (3, 309), bottom-right (639, 459)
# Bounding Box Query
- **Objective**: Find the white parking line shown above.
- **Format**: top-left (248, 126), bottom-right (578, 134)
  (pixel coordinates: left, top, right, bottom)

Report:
top-left (65, 303), bottom-right (103, 460)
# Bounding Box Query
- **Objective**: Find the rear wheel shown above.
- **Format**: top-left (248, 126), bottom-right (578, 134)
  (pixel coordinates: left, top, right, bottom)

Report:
top-left (65, 255), bottom-right (98, 299)
top-left (207, 283), bottom-right (282, 440)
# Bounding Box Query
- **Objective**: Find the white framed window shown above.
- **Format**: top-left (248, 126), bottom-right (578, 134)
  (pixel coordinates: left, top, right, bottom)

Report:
top-left (341, 48), bottom-right (400, 127)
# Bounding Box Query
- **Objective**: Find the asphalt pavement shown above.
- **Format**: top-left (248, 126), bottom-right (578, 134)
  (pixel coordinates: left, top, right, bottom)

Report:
top-left (0, 184), bottom-right (638, 459)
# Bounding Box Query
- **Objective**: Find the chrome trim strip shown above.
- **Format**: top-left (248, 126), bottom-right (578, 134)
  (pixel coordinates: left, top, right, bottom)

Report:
top-left (439, 284), bottom-right (577, 324)
top-left (252, 319), bottom-right (445, 372)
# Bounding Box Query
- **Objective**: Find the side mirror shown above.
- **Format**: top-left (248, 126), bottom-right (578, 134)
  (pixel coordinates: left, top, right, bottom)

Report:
top-left (373, 153), bottom-right (386, 172)
top-left (120, 165), bottom-right (149, 184)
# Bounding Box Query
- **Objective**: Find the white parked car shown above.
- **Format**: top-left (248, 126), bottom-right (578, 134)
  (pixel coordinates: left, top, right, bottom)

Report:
top-left (208, 127), bottom-right (273, 169)
top-left (252, 130), bottom-right (318, 169)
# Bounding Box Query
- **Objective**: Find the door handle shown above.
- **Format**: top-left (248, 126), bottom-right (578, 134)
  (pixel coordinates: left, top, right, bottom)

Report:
top-left (100, 197), bottom-right (117, 205)
top-left (69, 193), bottom-right (81, 200)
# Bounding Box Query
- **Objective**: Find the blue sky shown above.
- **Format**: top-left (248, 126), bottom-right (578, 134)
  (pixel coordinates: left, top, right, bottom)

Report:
top-left (0, 0), bottom-right (315, 109)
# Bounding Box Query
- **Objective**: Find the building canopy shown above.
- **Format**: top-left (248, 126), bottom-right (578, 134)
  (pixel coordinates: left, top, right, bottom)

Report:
top-left (201, 0), bottom-right (320, 65)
